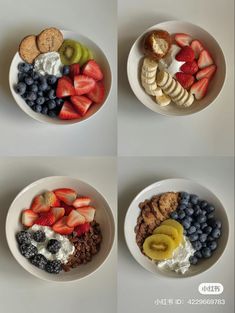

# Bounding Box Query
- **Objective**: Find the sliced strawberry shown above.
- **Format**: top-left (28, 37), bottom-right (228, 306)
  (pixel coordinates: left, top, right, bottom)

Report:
top-left (70, 95), bottom-right (92, 116)
top-left (180, 61), bottom-right (198, 75)
top-left (74, 75), bottom-right (96, 96)
top-left (175, 72), bottom-right (195, 90)
top-left (86, 81), bottom-right (105, 104)
top-left (66, 210), bottom-right (85, 227)
top-left (175, 46), bottom-right (195, 62)
top-left (54, 188), bottom-right (77, 205)
top-left (52, 217), bottom-right (74, 235)
top-left (190, 40), bottom-right (204, 59)
top-left (59, 101), bottom-right (81, 120)
top-left (61, 202), bottom-right (75, 216)
top-left (76, 206), bottom-right (95, 222)
top-left (196, 64), bottom-right (217, 81)
top-left (74, 222), bottom-right (91, 237)
top-left (44, 191), bottom-right (60, 207)
top-left (69, 63), bottom-right (80, 79)
top-left (190, 78), bottom-right (209, 100)
top-left (198, 50), bottom-right (214, 69)
top-left (30, 195), bottom-right (50, 213)
top-left (73, 197), bottom-right (91, 208)
top-left (82, 60), bottom-right (104, 81)
top-left (51, 207), bottom-right (65, 221)
top-left (35, 211), bottom-right (56, 226)
top-left (21, 209), bottom-right (38, 227)
top-left (174, 33), bottom-right (192, 47)
top-left (56, 76), bottom-right (76, 98)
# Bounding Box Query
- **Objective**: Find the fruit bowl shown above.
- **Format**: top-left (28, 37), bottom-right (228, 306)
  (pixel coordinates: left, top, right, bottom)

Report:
top-left (124, 178), bottom-right (229, 278)
top-left (127, 21), bottom-right (226, 116)
top-left (5, 176), bottom-right (115, 282)
top-left (9, 30), bottom-right (112, 125)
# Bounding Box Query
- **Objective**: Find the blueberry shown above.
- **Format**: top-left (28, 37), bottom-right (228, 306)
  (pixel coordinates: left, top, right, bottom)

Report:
top-left (62, 65), bottom-right (70, 75)
top-left (35, 97), bottom-right (45, 105)
top-left (18, 72), bottom-right (27, 82)
top-left (38, 82), bottom-right (48, 91)
top-left (182, 219), bottom-right (191, 229)
top-left (207, 213), bottom-right (214, 220)
top-left (187, 226), bottom-right (196, 235)
top-left (178, 204), bottom-right (187, 210)
top-left (193, 222), bottom-right (201, 229)
top-left (193, 205), bottom-right (202, 216)
top-left (196, 229), bottom-right (203, 235)
top-left (180, 198), bottom-right (189, 206)
top-left (204, 226), bottom-right (212, 234)
top-left (24, 76), bottom-right (34, 86)
top-left (197, 214), bottom-right (207, 224)
top-left (18, 62), bottom-right (31, 73)
top-left (195, 251), bottom-right (203, 259)
top-left (55, 98), bottom-right (64, 106)
top-left (189, 256), bottom-right (198, 265)
top-left (199, 233), bottom-right (207, 243)
top-left (26, 100), bottom-right (34, 107)
top-left (31, 71), bottom-right (39, 80)
top-left (187, 216), bottom-right (193, 222)
top-left (192, 240), bottom-right (202, 251)
top-left (15, 82), bottom-right (26, 95)
top-left (211, 228), bottom-right (221, 239)
top-left (29, 84), bottom-right (38, 93)
top-left (207, 236), bottom-right (214, 242)
top-left (47, 89), bottom-right (56, 100)
top-left (47, 75), bottom-right (57, 85)
top-left (42, 106), bottom-right (48, 115)
top-left (170, 211), bottom-right (178, 219)
top-left (189, 233), bottom-right (199, 242)
top-left (178, 210), bottom-right (186, 220)
top-left (201, 242), bottom-right (207, 247)
top-left (38, 76), bottom-right (47, 84)
top-left (22, 93), bottom-right (28, 99)
top-left (185, 207), bottom-right (194, 216)
top-left (37, 91), bottom-right (44, 97)
top-left (46, 100), bottom-right (56, 110)
top-left (31, 105), bottom-right (37, 112)
top-left (35, 105), bottom-right (42, 113)
top-left (201, 222), bottom-right (208, 230)
top-left (27, 91), bottom-right (37, 101)
top-left (207, 241), bottom-right (217, 251)
top-left (48, 110), bottom-right (57, 118)
top-left (206, 205), bottom-right (215, 213)
top-left (199, 200), bottom-right (208, 209)
top-left (201, 247), bottom-right (212, 258)
top-left (190, 194), bottom-right (199, 205)
top-left (210, 219), bottom-right (222, 229)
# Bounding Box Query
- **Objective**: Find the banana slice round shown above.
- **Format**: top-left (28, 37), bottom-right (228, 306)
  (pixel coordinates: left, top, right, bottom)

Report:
top-left (169, 81), bottom-right (182, 98)
top-left (162, 75), bottom-right (173, 90)
top-left (155, 93), bottom-right (171, 106)
top-left (142, 57), bottom-right (158, 72)
top-left (141, 74), bottom-right (156, 85)
top-left (184, 93), bottom-right (195, 107)
top-left (163, 79), bottom-right (177, 95)
top-left (156, 71), bottom-right (169, 87)
top-left (152, 87), bottom-right (163, 96)
top-left (172, 88), bottom-right (185, 103)
top-left (141, 67), bottom-right (157, 78)
top-left (175, 90), bottom-right (189, 106)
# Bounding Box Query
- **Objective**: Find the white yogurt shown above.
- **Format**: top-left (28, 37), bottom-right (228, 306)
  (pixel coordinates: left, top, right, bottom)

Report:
top-left (34, 52), bottom-right (62, 77)
top-left (29, 225), bottom-right (75, 264)
top-left (158, 44), bottom-right (184, 76)
top-left (158, 236), bottom-right (195, 274)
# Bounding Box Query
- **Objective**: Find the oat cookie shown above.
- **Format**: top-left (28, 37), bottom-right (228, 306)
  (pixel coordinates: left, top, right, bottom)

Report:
top-left (37, 27), bottom-right (63, 53)
top-left (19, 35), bottom-right (41, 64)
top-left (159, 192), bottom-right (179, 213)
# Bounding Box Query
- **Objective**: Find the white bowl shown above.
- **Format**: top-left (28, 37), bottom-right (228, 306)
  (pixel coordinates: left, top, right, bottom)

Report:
top-left (124, 178), bottom-right (229, 278)
top-left (127, 21), bottom-right (226, 116)
top-left (9, 30), bottom-right (112, 125)
top-left (6, 176), bottom-right (115, 282)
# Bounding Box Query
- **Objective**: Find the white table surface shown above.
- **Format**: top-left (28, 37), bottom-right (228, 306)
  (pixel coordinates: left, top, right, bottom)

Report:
top-left (0, 157), bottom-right (117, 313)
top-left (118, 0), bottom-right (234, 156)
top-left (118, 157), bottom-right (234, 313)
top-left (0, 0), bottom-right (117, 156)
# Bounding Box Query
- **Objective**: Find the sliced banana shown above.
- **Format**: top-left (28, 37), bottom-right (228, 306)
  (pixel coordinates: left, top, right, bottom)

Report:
top-left (175, 90), bottom-right (189, 106)
top-left (145, 83), bottom-right (163, 96)
top-left (169, 81), bottom-right (182, 98)
top-left (163, 79), bottom-right (177, 95)
top-left (155, 93), bottom-right (171, 106)
top-left (172, 88), bottom-right (185, 103)
top-left (152, 87), bottom-right (163, 96)
top-left (156, 71), bottom-right (169, 87)
top-left (142, 57), bottom-right (158, 72)
top-left (183, 93), bottom-right (195, 107)
top-left (141, 74), bottom-right (156, 85)
top-left (141, 68), bottom-right (157, 78)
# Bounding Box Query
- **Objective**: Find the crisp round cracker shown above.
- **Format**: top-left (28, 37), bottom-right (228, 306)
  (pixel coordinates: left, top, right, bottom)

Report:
top-left (37, 27), bottom-right (63, 53)
top-left (19, 35), bottom-right (40, 64)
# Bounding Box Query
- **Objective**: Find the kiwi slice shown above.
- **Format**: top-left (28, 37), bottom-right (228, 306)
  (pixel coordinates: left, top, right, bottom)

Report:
top-left (153, 225), bottom-right (182, 248)
top-left (79, 45), bottom-right (89, 66)
top-left (59, 39), bottom-right (82, 65)
top-left (143, 234), bottom-right (175, 261)
top-left (87, 48), bottom-right (94, 60)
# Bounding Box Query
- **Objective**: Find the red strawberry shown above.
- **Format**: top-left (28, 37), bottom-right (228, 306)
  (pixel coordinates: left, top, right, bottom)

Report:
top-left (51, 207), bottom-right (65, 221)
top-left (175, 72), bottom-right (195, 90)
top-left (190, 40), bottom-right (204, 59)
top-left (69, 63), bottom-right (80, 79)
top-left (73, 197), bottom-right (91, 208)
top-left (31, 195), bottom-right (50, 213)
top-left (44, 191), bottom-right (60, 207)
top-left (52, 217), bottom-right (74, 235)
top-left (175, 46), bottom-right (195, 62)
top-left (59, 101), bottom-right (81, 120)
top-left (196, 64), bottom-right (217, 81)
top-left (86, 81), bottom-right (105, 104)
top-left (190, 78), bottom-right (209, 100)
top-left (61, 202), bottom-right (75, 216)
top-left (35, 211), bottom-right (56, 226)
top-left (21, 209), bottom-right (38, 227)
top-left (70, 95), bottom-right (92, 116)
top-left (76, 206), bottom-right (95, 222)
top-left (74, 222), bottom-right (91, 237)
top-left (56, 76), bottom-right (76, 98)
top-left (82, 60), bottom-right (104, 81)
top-left (74, 75), bottom-right (96, 95)
top-left (54, 188), bottom-right (77, 205)
top-left (198, 50), bottom-right (214, 69)
top-left (180, 61), bottom-right (198, 75)
top-left (66, 210), bottom-right (85, 227)
top-left (175, 33), bottom-right (192, 47)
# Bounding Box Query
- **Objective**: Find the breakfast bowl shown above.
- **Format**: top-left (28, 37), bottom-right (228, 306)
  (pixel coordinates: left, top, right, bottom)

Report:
top-left (124, 178), bottom-right (229, 278)
top-left (127, 20), bottom-right (226, 116)
top-left (9, 29), bottom-right (112, 125)
top-left (6, 176), bottom-right (115, 282)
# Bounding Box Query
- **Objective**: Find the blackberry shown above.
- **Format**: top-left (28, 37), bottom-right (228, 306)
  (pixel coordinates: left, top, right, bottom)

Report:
top-left (47, 239), bottom-right (61, 254)
top-left (30, 254), bottom-right (47, 269)
top-left (45, 260), bottom-right (62, 274)
top-left (16, 231), bottom-right (31, 245)
top-left (33, 230), bottom-right (46, 242)
top-left (20, 244), bottom-right (37, 259)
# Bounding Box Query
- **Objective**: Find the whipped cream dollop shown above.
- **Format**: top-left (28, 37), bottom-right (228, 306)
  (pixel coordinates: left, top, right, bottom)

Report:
top-left (158, 44), bottom-right (184, 76)
top-left (29, 225), bottom-right (75, 264)
top-left (34, 52), bottom-right (62, 77)
top-left (157, 236), bottom-right (195, 274)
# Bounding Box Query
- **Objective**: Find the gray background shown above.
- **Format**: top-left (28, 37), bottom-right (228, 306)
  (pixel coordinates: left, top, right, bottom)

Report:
top-left (118, 157), bottom-right (234, 313)
top-left (0, 0), bottom-right (117, 156)
top-left (118, 0), bottom-right (234, 156)
top-left (0, 157), bottom-right (117, 313)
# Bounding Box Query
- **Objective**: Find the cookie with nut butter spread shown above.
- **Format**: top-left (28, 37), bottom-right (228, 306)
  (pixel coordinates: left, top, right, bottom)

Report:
top-left (19, 35), bottom-right (41, 64)
top-left (37, 27), bottom-right (63, 53)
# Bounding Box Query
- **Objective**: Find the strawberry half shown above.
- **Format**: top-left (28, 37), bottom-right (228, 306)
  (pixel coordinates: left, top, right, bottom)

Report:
top-left (56, 76), bottom-right (76, 98)
top-left (52, 217), bottom-right (74, 235)
top-left (76, 206), bottom-right (95, 223)
top-left (74, 75), bottom-right (96, 96)
top-left (51, 207), bottom-right (65, 221)
top-left (35, 211), bottom-right (56, 226)
top-left (82, 60), bottom-right (104, 81)
top-left (54, 188), bottom-right (77, 205)
top-left (61, 202), bottom-right (75, 216)
top-left (175, 33), bottom-right (192, 47)
top-left (69, 63), bottom-right (80, 79)
top-left (74, 222), bottom-right (91, 237)
top-left (59, 101), bottom-right (81, 120)
top-left (190, 78), bottom-right (209, 100)
top-left (175, 46), bottom-right (195, 62)
top-left (73, 197), bottom-right (91, 208)
top-left (180, 61), bottom-right (198, 75)
top-left (190, 40), bottom-right (204, 59)
top-left (86, 81), bottom-right (105, 104)
top-left (70, 95), bottom-right (92, 116)
top-left (66, 210), bottom-right (85, 227)
top-left (198, 50), bottom-right (214, 69)
top-left (31, 195), bottom-right (50, 213)
top-left (44, 191), bottom-right (60, 207)
top-left (21, 209), bottom-right (38, 227)
top-left (175, 72), bottom-right (195, 90)
top-left (196, 64), bottom-right (217, 81)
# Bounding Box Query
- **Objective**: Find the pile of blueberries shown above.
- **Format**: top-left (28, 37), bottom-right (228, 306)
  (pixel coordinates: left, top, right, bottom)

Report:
top-left (170, 192), bottom-right (222, 265)
top-left (15, 62), bottom-right (64, 118)
top-left (16, 230), bottom-right (62, 274)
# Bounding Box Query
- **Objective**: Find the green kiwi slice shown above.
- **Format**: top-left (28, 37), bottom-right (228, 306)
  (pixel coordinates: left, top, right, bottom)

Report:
top-left (59, 39), bottom-right (82, 65)
top-left (79, 45), bottom-right (89, 66)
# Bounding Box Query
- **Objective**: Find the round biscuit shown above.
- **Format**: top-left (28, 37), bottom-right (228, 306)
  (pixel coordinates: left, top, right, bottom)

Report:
top-left (19, 35), bottom-right (40, 64)
top-left (37, 27), bottom-right (63, 53)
